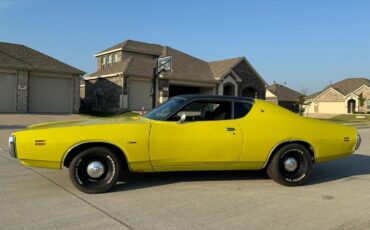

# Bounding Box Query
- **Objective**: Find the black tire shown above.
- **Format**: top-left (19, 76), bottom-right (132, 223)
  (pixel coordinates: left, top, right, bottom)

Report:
top-left (267, 143), bottom-right (312, 186)
top-left (69, 146), bottom-right (121, 194)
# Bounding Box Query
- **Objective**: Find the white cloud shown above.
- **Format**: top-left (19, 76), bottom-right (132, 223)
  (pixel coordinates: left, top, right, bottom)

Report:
top-left (0, 0), bottom-right (28, 9)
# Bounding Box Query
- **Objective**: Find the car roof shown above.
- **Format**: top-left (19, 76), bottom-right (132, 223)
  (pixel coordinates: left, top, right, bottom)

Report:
top-left (173, 94), bottom-right (255, 102)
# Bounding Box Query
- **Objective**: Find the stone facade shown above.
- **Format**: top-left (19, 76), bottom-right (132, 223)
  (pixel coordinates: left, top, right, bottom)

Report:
top-left (233, 61), bottom-right (266, 99)
top-left (218, 75), bottom-right (238, 96)
top-left (316, 88), bottom-right (345, 102)
top-left (85, 75), bottom-right (124, 112)
top-left (16, 69), bottom-right (28, 112)
top-left (1, 68), bottom-right (81, 113)
top-left (72, 75), bottom-right (80, 113)
top-left (354, 85), bottom-right (370, 112)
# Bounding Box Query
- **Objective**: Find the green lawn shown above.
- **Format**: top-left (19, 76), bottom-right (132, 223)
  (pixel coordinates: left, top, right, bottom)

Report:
top-left (328, 114), bottom-right (370, 123)
top-left (324, 114), bottom-right (370, 128)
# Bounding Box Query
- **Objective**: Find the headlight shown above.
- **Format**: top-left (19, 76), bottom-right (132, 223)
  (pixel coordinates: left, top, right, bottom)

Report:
top-left (355, 134), bottom-right (361, 151)
top-left (8, 135), bottom-right (17, 158)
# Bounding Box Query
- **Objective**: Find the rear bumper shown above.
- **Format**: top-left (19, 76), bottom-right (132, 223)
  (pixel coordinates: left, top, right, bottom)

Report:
top-left (355, 134), bottom-right (361, 151)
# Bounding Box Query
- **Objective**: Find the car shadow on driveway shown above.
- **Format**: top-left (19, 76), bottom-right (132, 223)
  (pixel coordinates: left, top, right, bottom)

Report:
top-left (111, 154), bottom-right (370, 192)
top-left (0, 125), bottom-right (27, 130)
top-left (309, 154), bottom-right (370, 185)
top-left (113, 170), bottom-right (270, 192)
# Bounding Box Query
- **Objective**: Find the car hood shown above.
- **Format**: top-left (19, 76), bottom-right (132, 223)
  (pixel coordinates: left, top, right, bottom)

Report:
top-left (26, 116), bottom-right (149, 130)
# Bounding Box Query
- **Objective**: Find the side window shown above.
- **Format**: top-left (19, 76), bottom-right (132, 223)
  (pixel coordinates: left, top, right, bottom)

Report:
top-left (234, 102), bottom-right (253, 119)
top-left (102, 56), bottom-right (107, 66)
top-left (171, 101), bottom-right (232, 122)
top-left (108, 54), bottom-right (113, 64)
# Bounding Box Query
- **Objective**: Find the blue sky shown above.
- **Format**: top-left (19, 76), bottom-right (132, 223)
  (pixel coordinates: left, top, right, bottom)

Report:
top-left (1, 0), bottom-right (370, 94)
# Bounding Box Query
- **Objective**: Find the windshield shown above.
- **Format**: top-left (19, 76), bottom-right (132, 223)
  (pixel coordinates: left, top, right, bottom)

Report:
top-left (145, 97), bottom-right (186, 120)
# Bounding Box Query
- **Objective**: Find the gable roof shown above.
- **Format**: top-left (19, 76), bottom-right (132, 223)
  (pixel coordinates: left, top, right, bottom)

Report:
top-left (267, 84), bottom-right (303, 101)
top-left (89, 40), bottom-right (266, 85)
top-left (330, 78), bottom-right (370, 95)
top-left (96, 40), bottom-right (163, 56)
top-left (208, 57), bottom-right (243, 80)
top-left (0, 42), bottom-right (85, 75)
top-left (163, 46), bottom-right (216, 83)
top-left (307, 77), bottom-right (370, 99)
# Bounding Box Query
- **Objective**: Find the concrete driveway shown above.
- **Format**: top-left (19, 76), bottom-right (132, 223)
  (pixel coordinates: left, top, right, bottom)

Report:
top-left (1, 114), bottom-right (370, 230)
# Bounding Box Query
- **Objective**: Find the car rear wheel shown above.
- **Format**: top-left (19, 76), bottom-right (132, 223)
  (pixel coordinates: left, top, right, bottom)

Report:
top-left (267, 143), bottom-right (312, 186)
top-left (69, 147), bottom-right (120, 193)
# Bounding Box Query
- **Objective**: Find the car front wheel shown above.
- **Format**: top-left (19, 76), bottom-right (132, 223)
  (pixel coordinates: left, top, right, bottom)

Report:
top-left (69, 147), bottom-right (121, 193)
top-left (267, 143), bottom-right (312, 186)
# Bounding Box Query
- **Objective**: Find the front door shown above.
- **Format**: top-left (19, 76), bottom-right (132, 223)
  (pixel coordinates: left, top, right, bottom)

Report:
top-left (347, 99), bottom-right (356, 113)
top-left (149, 100), bottom-right (243, 169)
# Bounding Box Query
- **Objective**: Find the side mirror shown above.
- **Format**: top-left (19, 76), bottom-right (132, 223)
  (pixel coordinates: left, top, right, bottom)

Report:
top-left (177, 112), bottom-right (186, 124)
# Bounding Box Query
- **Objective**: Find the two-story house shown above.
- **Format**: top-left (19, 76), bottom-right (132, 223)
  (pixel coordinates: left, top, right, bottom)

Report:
top-left (82, 40), bottom-right (267, 112)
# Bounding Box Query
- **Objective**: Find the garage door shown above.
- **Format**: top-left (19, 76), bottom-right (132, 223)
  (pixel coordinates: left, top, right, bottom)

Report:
top-left (128, 80), bottom-right (152, 111)
top-left (29, 76), bottom-right (72, 113)
top-left (318, 102), bottom-right (345, 114)
top-left (0, 73), bottom-right (16, 112)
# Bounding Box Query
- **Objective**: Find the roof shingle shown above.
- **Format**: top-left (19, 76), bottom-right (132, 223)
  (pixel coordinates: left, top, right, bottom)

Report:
top-left (307, 78), bottom-right (370, 99)
top-left (0, 42), bottom-right (85, 75)
top-left (88, 40), bottom-right (265, 85)
top-left (98, 40), bottom-right (163, 55)
top-left (267, 84), bottom-right (303, 101)
top-left (208, 57), bottom-right (242, 80)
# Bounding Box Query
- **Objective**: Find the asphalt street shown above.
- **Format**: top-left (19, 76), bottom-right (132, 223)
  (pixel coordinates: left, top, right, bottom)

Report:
top-left (1, 114), bottom-right (370, 230)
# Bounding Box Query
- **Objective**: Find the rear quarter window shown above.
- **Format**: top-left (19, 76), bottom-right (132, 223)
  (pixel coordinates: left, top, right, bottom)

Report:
top-left (234, 102), bottom-right (253, 119)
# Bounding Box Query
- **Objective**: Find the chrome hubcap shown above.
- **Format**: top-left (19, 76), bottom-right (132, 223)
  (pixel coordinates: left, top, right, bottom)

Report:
top-left (284, 157), bottom-right (298, 172)
top-left (86, 161), bottom-right (105, 178)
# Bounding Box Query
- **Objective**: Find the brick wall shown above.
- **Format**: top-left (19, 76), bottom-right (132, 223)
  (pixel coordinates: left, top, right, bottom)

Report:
top-left (85, 76), bottom-right (123, 112)
top-left (16, 69), bottom-right (28, 112)
top-left (355, 86), bottom-right (370, 112)
top-left (233, 61), bottom-right (266, 99)
top-left (72, 75), bottom-right (80, 113)
top-left (316, 88), bottom-right (344, 102)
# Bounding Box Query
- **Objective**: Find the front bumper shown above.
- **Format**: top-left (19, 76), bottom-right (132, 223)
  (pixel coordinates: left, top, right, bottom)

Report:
top-left (8, 135), bottom-right (17, 158)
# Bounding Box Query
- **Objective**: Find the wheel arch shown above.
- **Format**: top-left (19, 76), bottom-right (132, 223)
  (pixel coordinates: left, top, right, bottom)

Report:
top-left (263, 140), bottom-right (316, 169)
top-left (62, 142), bottom-right (129, 171)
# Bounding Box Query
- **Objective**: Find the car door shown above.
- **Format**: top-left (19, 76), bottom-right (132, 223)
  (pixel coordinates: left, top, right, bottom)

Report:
top-left (149, 100), bottom-right (243, 169)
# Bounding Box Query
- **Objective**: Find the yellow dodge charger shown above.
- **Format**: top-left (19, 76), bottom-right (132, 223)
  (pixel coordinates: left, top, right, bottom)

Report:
top-left (8, 95), bottom-right (361, 193)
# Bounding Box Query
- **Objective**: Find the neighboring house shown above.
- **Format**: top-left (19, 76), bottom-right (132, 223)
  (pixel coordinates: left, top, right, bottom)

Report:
top-left (305, 78), bottom-right (370, 114)
top-left (83, 40), bottom-right (267, 112)
top-left (266, 84), bottom-right (303, 113)
top-left (0, 42), bottom-right (85, 113)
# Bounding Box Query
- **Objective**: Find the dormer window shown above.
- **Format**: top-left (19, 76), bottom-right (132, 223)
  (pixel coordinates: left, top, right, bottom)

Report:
top-left (102, 56), bottom-right (107, 66)
top-left (113, 53), bottom-right (119, 63)
top-left (108, 54), bottom-right (113, 64)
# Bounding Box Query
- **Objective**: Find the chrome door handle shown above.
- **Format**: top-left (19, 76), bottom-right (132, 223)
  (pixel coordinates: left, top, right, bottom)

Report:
top-left (226, 127), bottom-right (235, 131)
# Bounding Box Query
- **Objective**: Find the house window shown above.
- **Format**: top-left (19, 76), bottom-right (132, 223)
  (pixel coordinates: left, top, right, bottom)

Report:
top-left (113, 53), bottom-right (119, 63)
top-left (108, 54), bottom-right (113, 64)
top-left (102, 56), bottom-right (107, 66)
top-left (367, 99), bottom-right (370, 110)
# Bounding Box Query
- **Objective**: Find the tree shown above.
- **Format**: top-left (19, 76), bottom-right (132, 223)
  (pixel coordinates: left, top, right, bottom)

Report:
top-left (358, 93), bottom-right (366, 113)
top-left (297, 95), bottom-right (311, 116)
